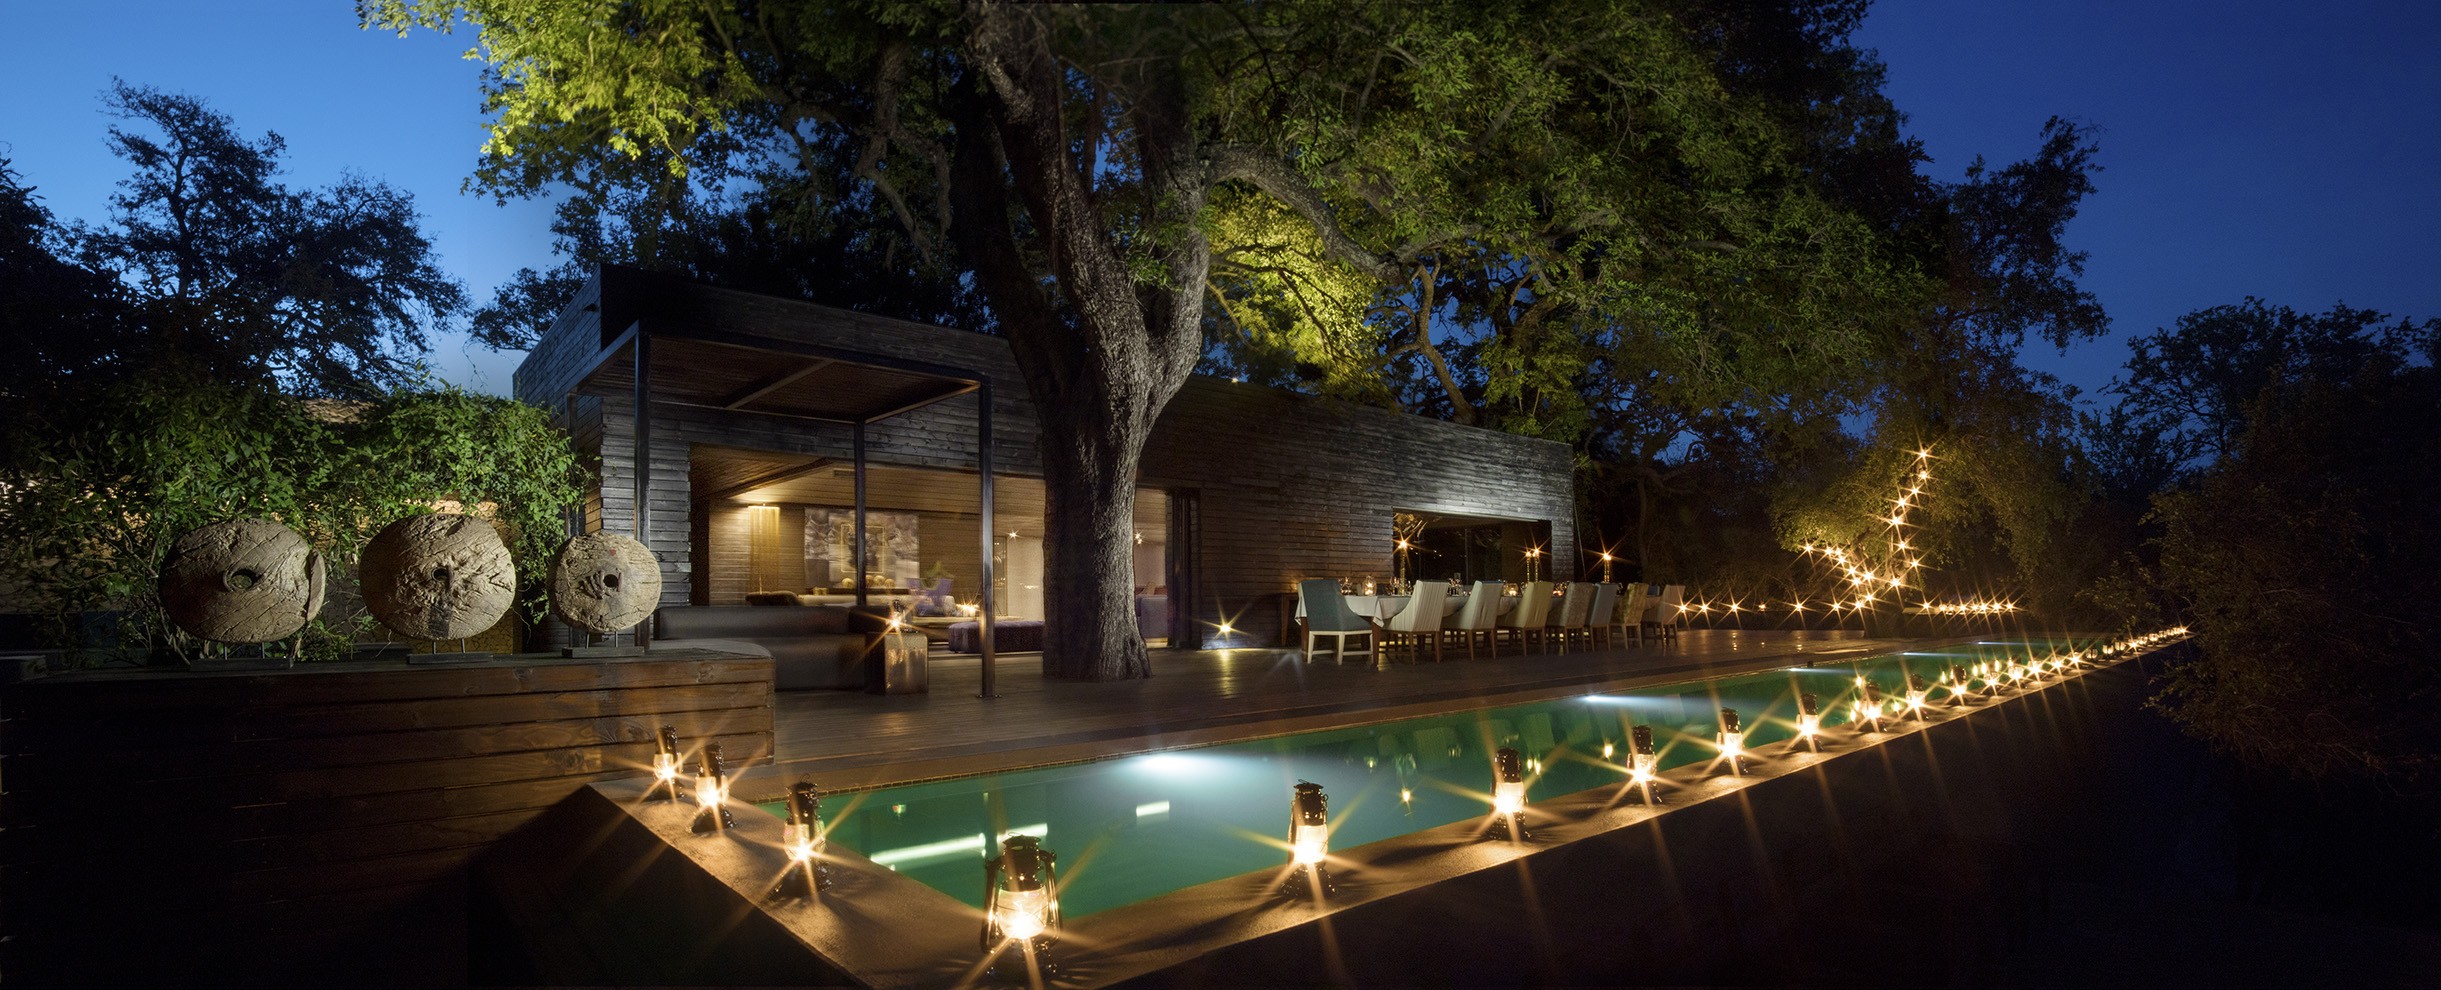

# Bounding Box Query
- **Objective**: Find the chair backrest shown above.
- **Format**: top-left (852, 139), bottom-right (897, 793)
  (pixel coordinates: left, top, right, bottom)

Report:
top-left (1616, 584), bottom-right (1647, 625)
top-left (1509, 581), bottom-right (1556, 626)
top-left (1650, 584), bottom-right (1687, 624)
top-left (1300, 579), bottom-right (1367, 632)
top-left (1452, 580), bottom-right (1504, 630)
top-left (1549, 583), bottom-right (1595, 628)
top-left (1587, 583), bottom-right (1620, 629)
top-left (1388, 580), bottom-right (1448, 632)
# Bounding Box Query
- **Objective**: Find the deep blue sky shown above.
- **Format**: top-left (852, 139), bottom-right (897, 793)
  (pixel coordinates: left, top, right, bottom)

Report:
top-left (4, 1), bottom-right (2435, 402)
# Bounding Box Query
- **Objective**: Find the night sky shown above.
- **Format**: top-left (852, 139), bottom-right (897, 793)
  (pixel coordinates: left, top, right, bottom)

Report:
top-left (4, 0), bottom-right (2435, 402)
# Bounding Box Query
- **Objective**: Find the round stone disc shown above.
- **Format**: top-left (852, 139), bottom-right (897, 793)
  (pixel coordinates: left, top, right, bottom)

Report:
top-left (361, 513), bottom-right (516, 642)
top-left (159, 519), bottom-right (326, 644)
top-left (550, 532), bottom-right (663, 635)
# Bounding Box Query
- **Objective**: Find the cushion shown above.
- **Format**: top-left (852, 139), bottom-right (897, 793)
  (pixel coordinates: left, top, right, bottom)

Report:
top-left (652, 605), bottom-right (893, 689)
top-left (948, 619), bottom-right (1044, 653)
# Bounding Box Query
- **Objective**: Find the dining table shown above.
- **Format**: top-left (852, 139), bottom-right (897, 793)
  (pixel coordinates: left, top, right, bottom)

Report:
top-left (1300, 593), bottom-right (1517, 623)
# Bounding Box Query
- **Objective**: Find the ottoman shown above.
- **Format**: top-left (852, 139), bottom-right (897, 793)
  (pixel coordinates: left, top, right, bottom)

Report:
top-left (948, 618), bottom-right (1045, 653)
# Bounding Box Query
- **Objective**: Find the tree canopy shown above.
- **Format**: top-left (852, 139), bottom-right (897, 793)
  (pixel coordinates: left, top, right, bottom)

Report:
top-left (370, 0), bottom-right (1980, 677)
top-left (57, 81), bottom-right (465, 398)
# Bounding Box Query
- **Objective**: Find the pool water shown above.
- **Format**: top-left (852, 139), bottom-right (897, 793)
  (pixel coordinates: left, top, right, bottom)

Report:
top-left (760, 640), bottom-right (2079, 918)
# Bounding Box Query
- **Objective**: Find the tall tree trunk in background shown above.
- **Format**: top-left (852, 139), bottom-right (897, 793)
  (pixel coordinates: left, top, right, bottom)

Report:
top-left (956, 9), bottom-right (1208, 680)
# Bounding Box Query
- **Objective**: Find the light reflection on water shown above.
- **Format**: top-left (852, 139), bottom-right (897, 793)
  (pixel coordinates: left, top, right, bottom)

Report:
top-left (762, 640), bottom-right (2077, 918)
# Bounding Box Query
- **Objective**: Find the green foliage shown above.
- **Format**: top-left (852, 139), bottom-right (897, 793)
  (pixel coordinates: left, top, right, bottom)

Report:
top-left (0, 368), bottom-right (584, 664)
top-left (1196, 0), bottom-right (1928, 444)
top-left (2134, 305), bottom-right (2440, 786)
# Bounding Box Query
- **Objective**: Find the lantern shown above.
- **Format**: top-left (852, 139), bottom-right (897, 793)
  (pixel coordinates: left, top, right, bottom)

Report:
top-left (981, 834), bottom-right (1061, 978)
top-left (1858, 682), bottom-right (1887, 731)
top-left (1905, 674), bottom-right (1930, 717)
top-left (1287, 781), bottom-right (1334, 898)
top-left (690, 743), bottom-right (735, 834)
top-left (1490, 748), bottom-right (1530, 840)
top-left (651, 724), bottom-right (682, 802)
top-left (1796, 692), bottom-right (1823, 749)
top-left (773, 779), bottom-right (831, 898)
top-left (1950, 665), bottom-right (1972, 706)
top-left (1717, 708), bottom-right (1746, 775)
top-left (1626, 724), bottom-right (1662, 803)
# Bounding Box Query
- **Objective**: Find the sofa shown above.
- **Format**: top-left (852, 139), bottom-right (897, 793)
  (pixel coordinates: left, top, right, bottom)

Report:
top-left (652, 604), bottom-right (891, 690)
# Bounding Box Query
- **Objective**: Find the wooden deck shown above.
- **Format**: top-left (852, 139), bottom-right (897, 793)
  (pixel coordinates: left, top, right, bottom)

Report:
top-left (738, 629), bottom-right (1962, 800)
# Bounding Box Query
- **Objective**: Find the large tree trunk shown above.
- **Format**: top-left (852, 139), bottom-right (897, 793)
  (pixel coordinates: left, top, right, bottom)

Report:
top-left (954, 7), bottom-right (1209, 680)
top-left (1036, 387), bottom-right (1155, 680)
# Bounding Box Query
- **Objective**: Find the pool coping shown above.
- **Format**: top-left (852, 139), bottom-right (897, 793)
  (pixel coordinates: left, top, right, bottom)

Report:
top-left (583, 637), bottom-right (2155, 988)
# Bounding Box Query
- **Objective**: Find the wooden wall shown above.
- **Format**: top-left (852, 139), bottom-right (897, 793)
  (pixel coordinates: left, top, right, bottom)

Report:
top-left (0, 651), bottom-right (774, 985)
top-left (517, 267), bottom-right (1575, 648)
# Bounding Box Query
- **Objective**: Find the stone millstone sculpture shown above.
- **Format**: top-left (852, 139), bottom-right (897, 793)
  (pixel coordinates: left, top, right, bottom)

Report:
top-left (550, 532), bottom-right (662, 636)
top-left (361, 513), bottom-right (515, 642)
top-left (159, 519), bottom-right (326, 643)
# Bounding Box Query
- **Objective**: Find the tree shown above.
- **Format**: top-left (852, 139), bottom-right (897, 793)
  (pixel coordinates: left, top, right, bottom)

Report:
top-left (2141, 314), bottom-right (2439, 785)
top-left (71, 81), bottom-right (465, 398)
top-left (0, 158), bottom-right (132, 391)
top-left (2112, 298), bottom-right (2429, 473)
top-left (1776, 118), bottom-right (2106, 616)
top-left (371, 0), bottom-right (1934, 679)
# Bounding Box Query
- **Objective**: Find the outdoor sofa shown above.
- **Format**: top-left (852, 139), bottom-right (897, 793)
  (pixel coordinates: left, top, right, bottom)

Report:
top-left (650, 604), bottom-right (891, 690)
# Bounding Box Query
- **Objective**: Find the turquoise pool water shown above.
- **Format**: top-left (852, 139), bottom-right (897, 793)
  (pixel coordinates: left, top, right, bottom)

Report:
top-left (760, 640), bottom-right (2082, 918)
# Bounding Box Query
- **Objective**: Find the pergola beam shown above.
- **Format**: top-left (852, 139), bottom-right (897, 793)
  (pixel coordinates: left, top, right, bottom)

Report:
top-left (720, 358), bottom-right (835, 409)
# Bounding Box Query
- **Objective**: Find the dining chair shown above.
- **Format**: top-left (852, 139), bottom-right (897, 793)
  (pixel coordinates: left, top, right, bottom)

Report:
top-left (1298, 578), bottom-right (1376, 663)
top-left (1445, 580), bottom-right (1504, 660)
top-left (1546, 582), bottom-right (1596, 653)
top-left (1611, 584), bottom-right (1647, 647)
top-left (1497, 581), bottom-right (1556, 653)
top-left (1585, 583), bottom-right (1621, 649)
top-left (1382, 579), bottom-right (1449, 662)
top-left (1642, 584), bottom-right (1686, 642)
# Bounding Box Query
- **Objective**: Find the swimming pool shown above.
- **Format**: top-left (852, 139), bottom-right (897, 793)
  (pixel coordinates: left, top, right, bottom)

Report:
top-left (762, 639), bottom-right (2088, 918)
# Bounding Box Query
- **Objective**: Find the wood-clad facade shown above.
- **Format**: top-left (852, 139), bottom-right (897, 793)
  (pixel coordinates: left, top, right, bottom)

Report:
top-left (516, 266), bottom-right (1576, 648)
